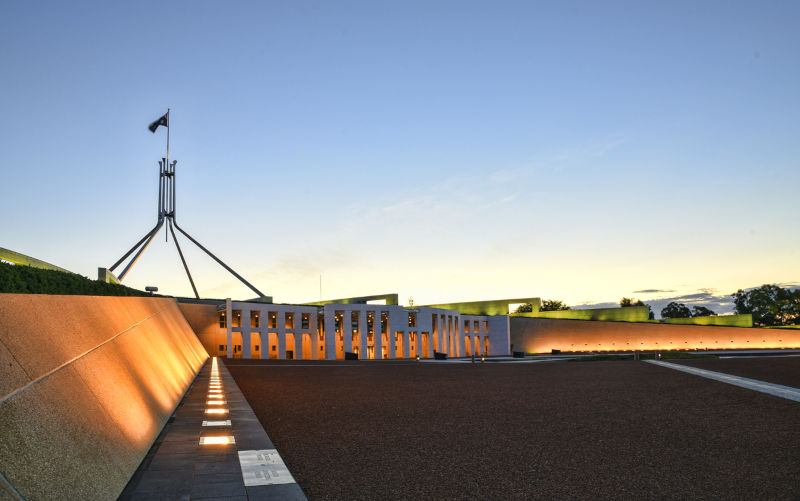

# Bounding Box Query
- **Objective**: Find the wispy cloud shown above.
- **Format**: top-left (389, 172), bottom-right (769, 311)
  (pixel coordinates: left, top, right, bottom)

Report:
top-left (633, 289), bottom-right (676, 294)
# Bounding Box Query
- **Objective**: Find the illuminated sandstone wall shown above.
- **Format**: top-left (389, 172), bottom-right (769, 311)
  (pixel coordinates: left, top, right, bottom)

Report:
top-left (0, 294), bottom-right (208, 500)
top-left (510, 317), bottom-right (800, 353)
top-left (178, 302), bottom-right (227, 357)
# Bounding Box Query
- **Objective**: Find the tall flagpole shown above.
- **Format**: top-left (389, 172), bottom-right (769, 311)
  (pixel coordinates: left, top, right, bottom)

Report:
top-left (166, 108), bottom-right (170, 167)
top-left (165, 108), bottom-right (170, 242)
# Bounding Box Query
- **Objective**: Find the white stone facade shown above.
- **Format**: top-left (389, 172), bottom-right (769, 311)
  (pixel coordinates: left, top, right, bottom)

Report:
top-left (223, 299), bottom-right (510, 360)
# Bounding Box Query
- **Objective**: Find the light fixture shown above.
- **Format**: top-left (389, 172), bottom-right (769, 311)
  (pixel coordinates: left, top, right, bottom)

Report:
top-left (199, 436), bottom-right (235, 445)
top-left (205, 408), bottom-right (228, 415)
top-left (207, 400), bottom-right (226, 405)
top-left (203, 420), bottom-right (232, 427)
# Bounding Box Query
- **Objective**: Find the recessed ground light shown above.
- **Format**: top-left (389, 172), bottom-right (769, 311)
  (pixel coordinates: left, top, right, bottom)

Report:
top-left (207, 400), bottom-right (226, 405)
top-left (205, 408), bottom-right (228, 415)
top-left (199, 436), bottom-right (235, 445)
top-left (203, 420), bottom-right (232, 427)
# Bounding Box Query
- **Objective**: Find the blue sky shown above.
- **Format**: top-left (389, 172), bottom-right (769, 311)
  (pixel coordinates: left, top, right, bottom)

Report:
top-left (1, 1), bottom-right (798, 314)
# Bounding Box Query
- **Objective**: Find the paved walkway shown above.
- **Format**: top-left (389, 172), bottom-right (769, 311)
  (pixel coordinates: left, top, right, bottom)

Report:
top-left (119, 357), bottom-right (305, 500)
top-left (646, 360), bottom-right (800, 402)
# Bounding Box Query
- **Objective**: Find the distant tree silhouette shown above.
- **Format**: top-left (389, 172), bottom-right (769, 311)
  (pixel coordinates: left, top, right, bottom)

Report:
top-left (661, 302), bottom-right (692, 319)
top-left (732, 284), bottom-right (800, 326)
top-left (691, 305), bottom-right (716, 317)
top-left (541, 299), bottom-right (570, 311)
top-left (514, 303), bottom-right (533, 313)
top-left (620, 297), bottom-right (654, 320)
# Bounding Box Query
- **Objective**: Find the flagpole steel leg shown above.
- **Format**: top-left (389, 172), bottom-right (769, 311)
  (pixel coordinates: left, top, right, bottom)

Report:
top-left (173, 221), bottom-right (266, 299)
top-left (117, 219), bottom-right (164, 281)
top-left (109, 221), bottom-right (162, 273)
top-left (168, 220), bottom-right (199, 299)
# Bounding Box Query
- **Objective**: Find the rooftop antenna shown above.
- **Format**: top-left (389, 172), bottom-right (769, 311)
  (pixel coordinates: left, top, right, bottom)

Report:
top-left (106, 110), bottom-right (267, 300)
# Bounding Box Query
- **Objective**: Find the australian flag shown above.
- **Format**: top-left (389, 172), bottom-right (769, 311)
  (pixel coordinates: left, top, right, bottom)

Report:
top-left (148, 112), bottom-right (169, 133)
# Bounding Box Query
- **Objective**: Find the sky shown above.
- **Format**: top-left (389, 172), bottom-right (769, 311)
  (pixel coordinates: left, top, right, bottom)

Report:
top-left (1, 1), bottom-right (798, 316)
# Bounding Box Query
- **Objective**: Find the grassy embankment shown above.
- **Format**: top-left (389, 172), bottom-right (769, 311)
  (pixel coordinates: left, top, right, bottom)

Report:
top-left (0, 261), bottom-right (153, 296)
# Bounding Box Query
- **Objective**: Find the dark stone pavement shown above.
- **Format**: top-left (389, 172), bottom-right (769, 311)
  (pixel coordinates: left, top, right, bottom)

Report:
top-left (119, 358), bottom-right (306, 500)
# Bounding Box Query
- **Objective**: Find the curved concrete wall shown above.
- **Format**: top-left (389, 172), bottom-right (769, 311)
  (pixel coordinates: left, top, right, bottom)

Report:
top-left (0, 294), bottom-right (208, 500)
top-left (511, 317), bottom-right (800, 353)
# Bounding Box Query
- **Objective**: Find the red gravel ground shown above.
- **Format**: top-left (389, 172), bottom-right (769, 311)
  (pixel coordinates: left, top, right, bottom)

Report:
top-left (226, 359), bottom-right (800, 500)
top-left (674, 356), bottom-right (800, 388)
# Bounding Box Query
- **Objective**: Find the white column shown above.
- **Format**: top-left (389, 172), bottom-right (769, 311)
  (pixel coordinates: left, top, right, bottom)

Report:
top-left (311, 312), bottom-right (319, 360)
top-left (360, 309), bottom-right (368, 358)
top-left (242, 330), bottom-right (252, 358)
top-left (226, 298), bottom-right (233, 359)
top-left (325, 308), bottom-right (336, 360)
top-left (455, 316), bottom-right (461, 358)
top-left (278, 325), bottom-right (286, 359)
top-left (343, 309), bottom-right (353, 354)
top-left (375, 312), bottom-right (383, 360)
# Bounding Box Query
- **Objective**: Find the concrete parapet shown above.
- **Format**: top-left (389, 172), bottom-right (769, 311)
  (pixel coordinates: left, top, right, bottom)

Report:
top-left (0, 294), bottom-right (208, 500)
top-left (511, 317), bottom-right (800, 353)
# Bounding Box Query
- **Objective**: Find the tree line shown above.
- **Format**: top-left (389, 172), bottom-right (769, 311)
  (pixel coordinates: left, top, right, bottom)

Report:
top-left (514, 284), bottom-right (799, 327)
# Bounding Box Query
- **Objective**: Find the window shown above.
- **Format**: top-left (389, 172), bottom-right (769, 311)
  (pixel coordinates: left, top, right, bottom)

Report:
top-left (268, 312), bottom-right (277, 329)
top-left (219, 313), bottom-right (226, 328)
top-left (351, 311), bottom-right (359, 335)
top-left (251, 311), bottom-right (260, 328)
top-left (408, 312), bottom-right (417, 327)
top-left (473, 320), bottom-right (479, 333)
top-left (464, 320), bottom-right (469, 333)
top-left (335, 311), bottom-right (344, 335)
top-left (367, 311), bottom-right (375, 335)
top-left (285, 312), bottom-right (294, 329)
top-left (232, 310), bottom-right (241, 328)
top-left (255, 345), bottom-right (260, 351)
top-left (301, 313), bottom-right (310, 329)
top-left (381, 311), bottom-right (389, 334)
top-left (482, 320), bottom-right (489, 333)
top-left (219, 344), bottom-right (225, 351)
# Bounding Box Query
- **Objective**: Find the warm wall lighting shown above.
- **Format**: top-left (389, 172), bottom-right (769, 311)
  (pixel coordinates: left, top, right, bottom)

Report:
top-left (199, 436), bottom-right (235, 445)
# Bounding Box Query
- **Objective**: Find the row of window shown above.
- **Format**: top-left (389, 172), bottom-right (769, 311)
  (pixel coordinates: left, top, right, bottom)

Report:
top-left (220, 310), bottom-right (489, 335)
top-left (220, 311), bottom-right (313, 329)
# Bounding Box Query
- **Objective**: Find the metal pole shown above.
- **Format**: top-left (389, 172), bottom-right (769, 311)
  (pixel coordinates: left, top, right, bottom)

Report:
top-left (172, 160), bottom-right (176, 220)
top-left (158, 160), bottom-right (163, 219)
top-left (109, 222), bottom-right (161, 272)
top-left (166, 108), bottom-right (170, 168)
top-left (168, 219), bottom-right (199, 299)
top-left (173, 221), bottom-right (267, 298)
top-left (117, 219), bottom-right (164, 280)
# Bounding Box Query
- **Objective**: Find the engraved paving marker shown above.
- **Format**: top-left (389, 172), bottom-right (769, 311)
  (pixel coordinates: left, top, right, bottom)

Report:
top-left (238, 449), bottom-right (297, 486)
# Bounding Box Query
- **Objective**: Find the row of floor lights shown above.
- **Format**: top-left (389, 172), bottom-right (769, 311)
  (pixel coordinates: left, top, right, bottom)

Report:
top-left (200, 356), bottom-right (235, 445)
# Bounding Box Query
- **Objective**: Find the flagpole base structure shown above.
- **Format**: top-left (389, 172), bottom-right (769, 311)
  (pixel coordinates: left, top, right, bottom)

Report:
top-left (107, 112), bottom-right (268, 300)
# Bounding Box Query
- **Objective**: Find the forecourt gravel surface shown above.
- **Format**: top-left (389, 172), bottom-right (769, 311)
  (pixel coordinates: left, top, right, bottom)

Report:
top-left (674, 356), bottom-right (800, 388)
top-left (226, 359), bottom-right (800, 500)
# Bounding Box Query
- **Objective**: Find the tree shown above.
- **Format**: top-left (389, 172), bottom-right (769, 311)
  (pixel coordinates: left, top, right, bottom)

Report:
top-left (661, 302), bottom-right (692, 319)
top-left (620, 297), bottom-right (654, 320)
top-left (732, 284), bottom-right (800, 326)
top-left (691, 305), bottom-right (716, 317)
top-left (514, 303), bottom-right (533, 313)
top-left (541, 299), bottom-right (570, 311)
